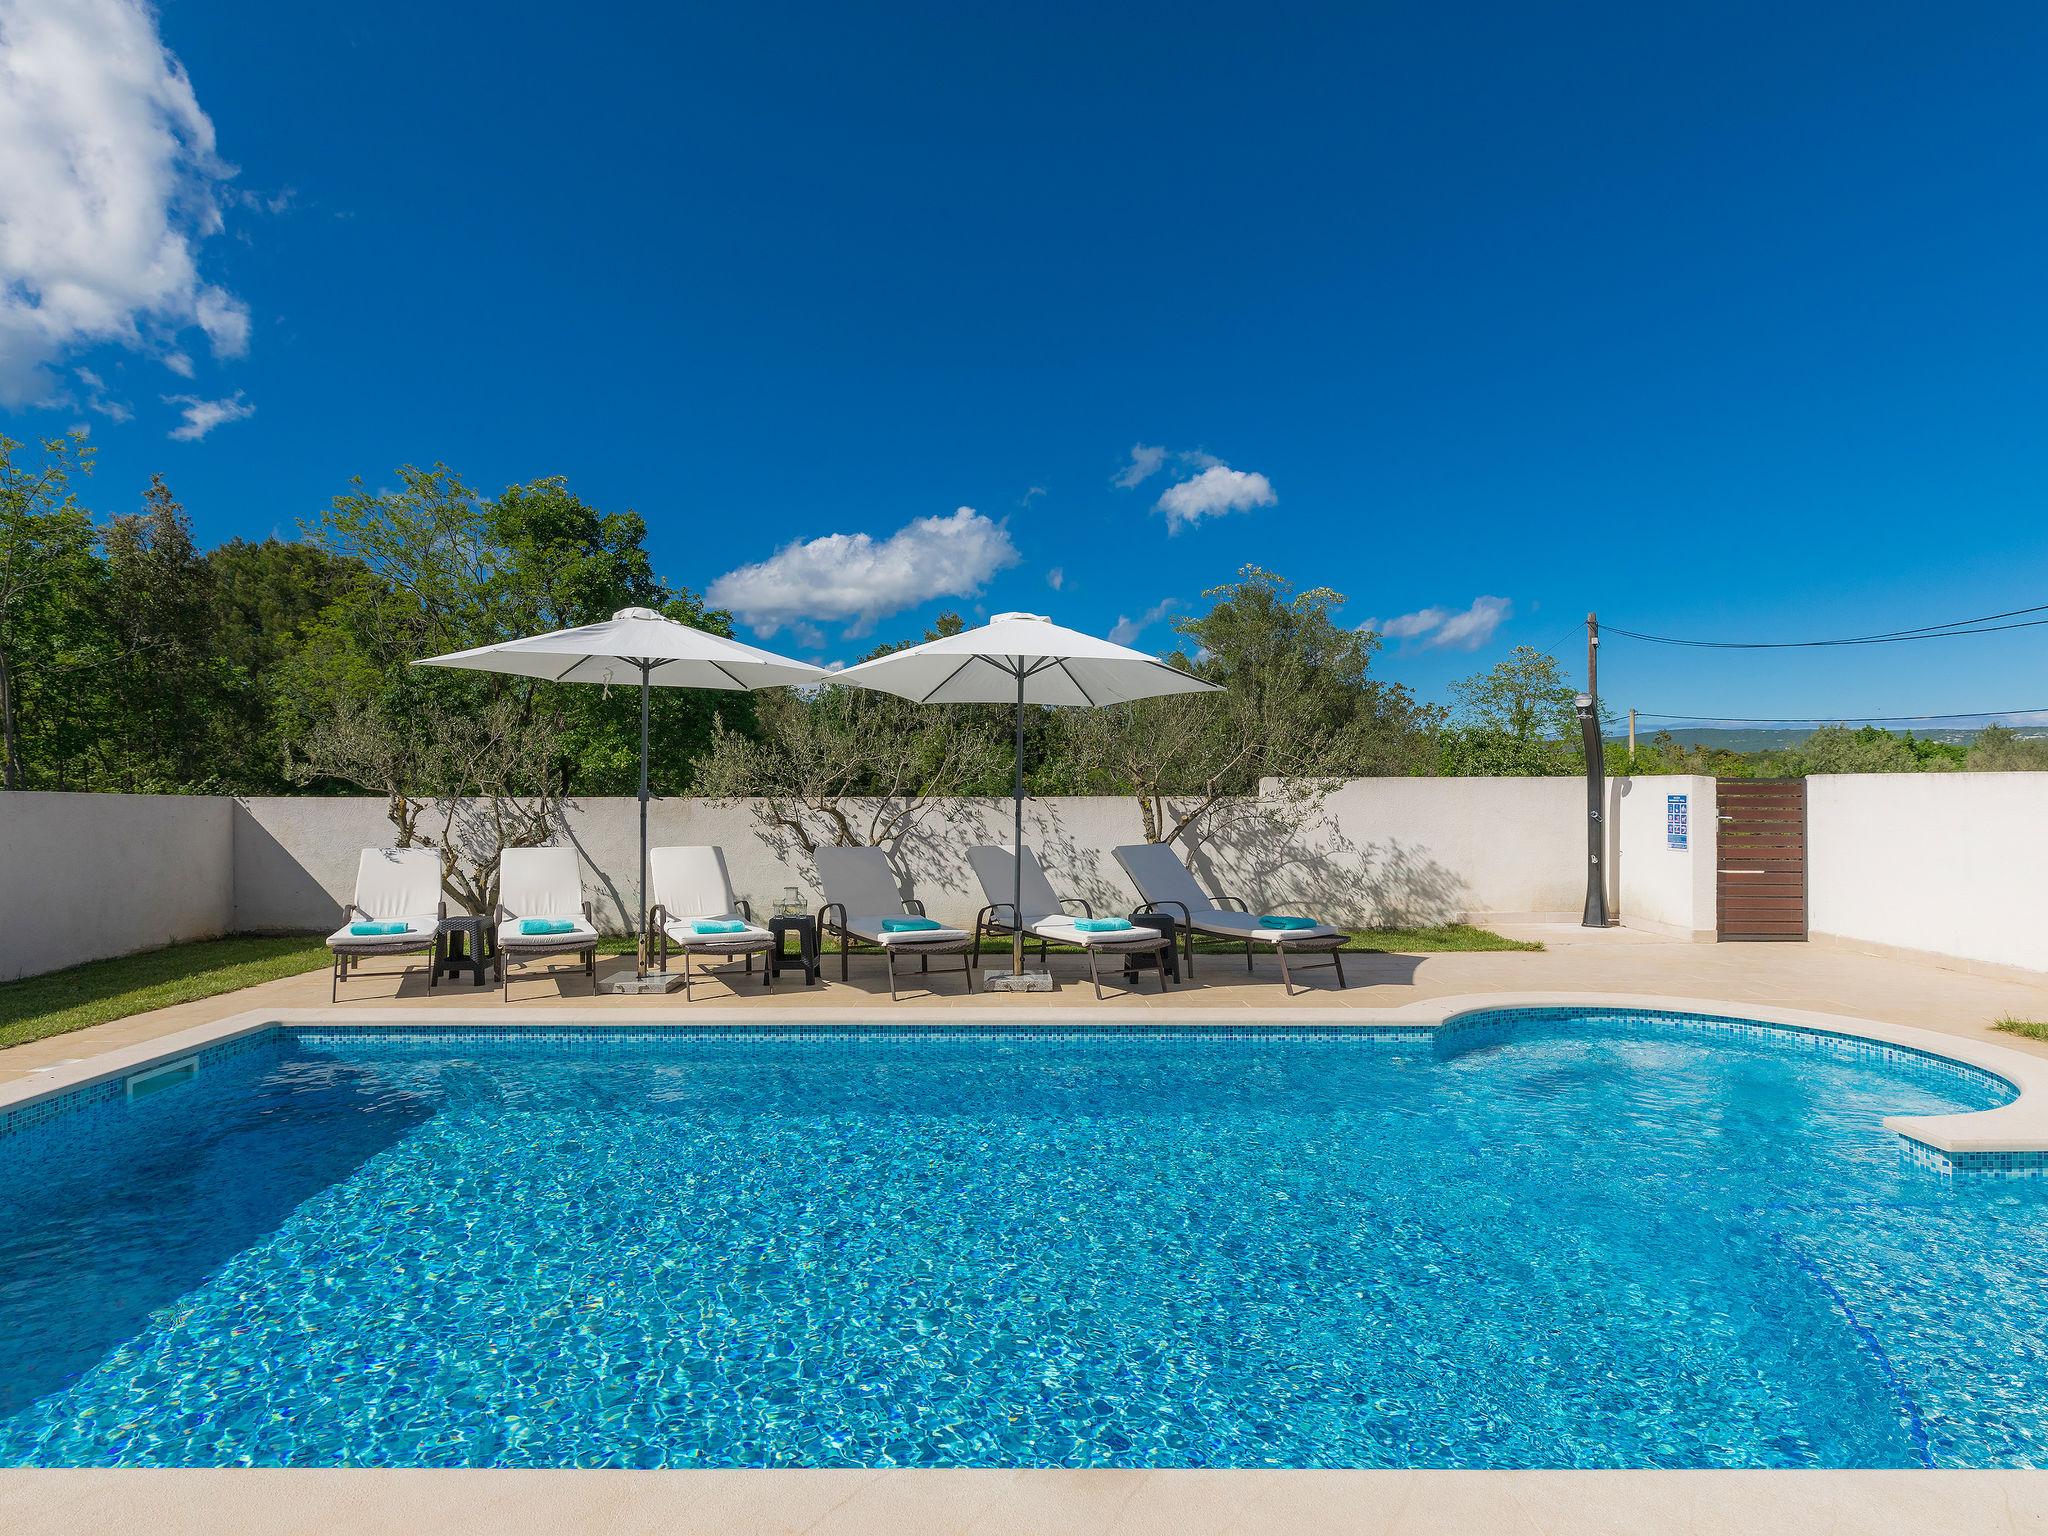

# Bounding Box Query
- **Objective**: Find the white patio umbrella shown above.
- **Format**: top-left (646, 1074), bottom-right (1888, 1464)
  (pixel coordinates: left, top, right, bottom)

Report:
top-left (832, 611), bottom-right (1219, 985)
top-left (415, 606), bottom-right (827, 983)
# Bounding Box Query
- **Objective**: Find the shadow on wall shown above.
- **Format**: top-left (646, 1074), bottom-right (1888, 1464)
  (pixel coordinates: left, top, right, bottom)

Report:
top-left (230, 802), bottom-right (347, 933)
top-left (558, 801), bottom-right (631, 932)
top-left (1031, 809), bottom-right (1134, 915)
top-left (1189, 795), bottom-right (1472, 927)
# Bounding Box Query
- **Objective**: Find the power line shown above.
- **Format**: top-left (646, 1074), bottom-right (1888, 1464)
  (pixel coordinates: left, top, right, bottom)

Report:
top-left (1633, 707), bottom-right (2048, 725)
top-left (1605, 601), bottom-right (2048, 649)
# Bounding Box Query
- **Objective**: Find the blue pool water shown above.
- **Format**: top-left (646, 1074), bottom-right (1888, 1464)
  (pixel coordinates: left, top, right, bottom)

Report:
top-left (4, 1013), bottom-right (2048, 1469)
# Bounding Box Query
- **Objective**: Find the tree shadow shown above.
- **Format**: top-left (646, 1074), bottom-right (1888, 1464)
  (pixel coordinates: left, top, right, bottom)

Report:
top-left (1187, 794), bottom-right (1472, 927)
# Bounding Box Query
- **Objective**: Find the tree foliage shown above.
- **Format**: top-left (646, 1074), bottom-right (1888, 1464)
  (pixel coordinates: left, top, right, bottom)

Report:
top-left (284, 465), bottom-right (740, 908)
top-left (1045, 568), bottom-right (1439, 842)
top-left (1435, 646), bottom-right (1588, 776)
top-left (690, 612), bottom-right (1011, 854)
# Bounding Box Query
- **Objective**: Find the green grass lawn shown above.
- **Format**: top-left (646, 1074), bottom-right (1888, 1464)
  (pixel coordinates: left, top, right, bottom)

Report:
top-left (0, 922), bottom-right (1538, 1055)
top-left (1995, 1016), bottom-right (2048, 1043)
top-left (0, 935), bottom-right (331, 1052)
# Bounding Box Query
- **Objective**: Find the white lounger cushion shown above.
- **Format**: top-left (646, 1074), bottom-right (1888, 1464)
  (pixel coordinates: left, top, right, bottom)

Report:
top-left (839, 916), bottom-right (970, 945)
top-left (1112, 843), bottom-right (1216, 913)
top-left (663, 918), bottom-right (774, 944)
top-left (650, 846), bottom-right (746, 925)
top-left (1112, 843), bottom-right (1342, 942)
top-left (351, 848), bottom-right (442, 918)
top-left (497, 916), bottom-right (599, 948)
top-left (325, 914), bottom-right (439, 949)
top-left (327, 848), bottom-right (443, 951)
top-left (812, 846), bottom-right (909, 918)
top-left (966, 844), bottom-right (1069, 926)
top-left (1025, 916), bottom-right (1161, 948)
top-left (1185, 909), bottom-right (1344, 945)
top-left (966, 845), bottom-right (1155, 947)
top-left (495, 847), bottom-right (593, 949)
top-left (812, 846), bottom-right (966, 942)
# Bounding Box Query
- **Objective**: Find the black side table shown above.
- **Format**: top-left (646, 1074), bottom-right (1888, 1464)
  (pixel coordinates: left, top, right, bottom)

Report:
top-left (1122, 913), bottom-right (1180, 983)
top-left (769, 913), bottom-right (819, 985)
top-left (436, 915), bottom-right (490, 987)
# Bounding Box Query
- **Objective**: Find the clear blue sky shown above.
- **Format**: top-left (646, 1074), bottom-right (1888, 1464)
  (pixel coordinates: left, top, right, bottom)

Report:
top-left (6, 0), bottom-right (2048, 721)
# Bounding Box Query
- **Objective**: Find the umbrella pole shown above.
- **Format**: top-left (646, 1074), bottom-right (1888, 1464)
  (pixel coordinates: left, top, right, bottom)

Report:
top-left (1012, 665), bottom-right (1026, 978)
top-left (637, 661), bottom-right (651, 979)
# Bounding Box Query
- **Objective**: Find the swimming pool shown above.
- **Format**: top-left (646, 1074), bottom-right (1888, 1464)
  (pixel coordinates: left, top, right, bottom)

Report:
top-left (4, 1010), bottom-right (2047, 1469)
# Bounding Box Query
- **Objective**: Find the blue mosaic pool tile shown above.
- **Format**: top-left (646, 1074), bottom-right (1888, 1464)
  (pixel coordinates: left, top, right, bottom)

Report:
top-left (1439, 1006), bottom-right (2016, 1100)
top-left (0, 1026), bottom-right (281, 1151)
top-left (1897, 1134), bottom-right (2048, 1179)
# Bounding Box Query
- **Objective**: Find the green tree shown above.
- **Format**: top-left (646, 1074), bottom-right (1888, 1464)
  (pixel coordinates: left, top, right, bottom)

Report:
top-left (1436, 646), bottom-right (1585, 776)
top-left (1047, 567), bottom-right (1438, 843)
top-left (206, 537), bottom-right (362, 790)
top-left (91, 475), bottom-right (235, 790)
top-left (1781, 725), bottom-right (1961, 775)
top-left (0, 433), bottom-right (103, 790)
top-left (286, 465), bottom-right (740, 910)
top-left (1966, 723), bottom-right (2048, 771)
top-left (691, 612), bottom-right (1009, 853)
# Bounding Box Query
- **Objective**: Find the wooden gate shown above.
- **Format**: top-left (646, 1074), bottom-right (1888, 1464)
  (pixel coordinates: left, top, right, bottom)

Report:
top-left (1716, 778), bottom-right (1807, 941)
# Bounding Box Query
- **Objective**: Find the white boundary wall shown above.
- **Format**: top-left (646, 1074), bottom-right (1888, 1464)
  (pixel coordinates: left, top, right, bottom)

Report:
top-left (5, 772), bottom-right (2040, 981)
top-left (0, 792), bottom-right (233, 982)
top-left (1808, 774), bottom-right (2048, 975)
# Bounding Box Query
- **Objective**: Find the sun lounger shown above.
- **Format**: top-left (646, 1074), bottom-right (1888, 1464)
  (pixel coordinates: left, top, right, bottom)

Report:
top-left (325, 847), bottom-right (447, 1001)
top-left (647, 845), bottom-right (776, 1000)
top-left (813, 845), bottom-right (973, 1000)
top-left (1112, 843), bottom-right (1348, 994)
top-left (966, 844), bottom-right (1173, 998)
top-left (493, 846), bottom-right (599, 1001)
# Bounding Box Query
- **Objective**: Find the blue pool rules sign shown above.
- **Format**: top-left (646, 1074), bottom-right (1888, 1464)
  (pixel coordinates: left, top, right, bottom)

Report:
top-left (1667, 794), bottom-right (1689, 850)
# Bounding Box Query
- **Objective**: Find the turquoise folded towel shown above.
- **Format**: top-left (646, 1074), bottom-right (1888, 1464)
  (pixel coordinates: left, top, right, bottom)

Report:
top-left (693, 920), bottom-right (747, 934)
top-left (1074, 917), bottom-right (1133, 933)
top-left (349, 921), bottom-right (410, 936)
top-left (1259, 915), bottom-right (1319, 930)
top-left (881, 916), bottom-right (940, 932)
top-left (518, 918), bottom-right (575, 935)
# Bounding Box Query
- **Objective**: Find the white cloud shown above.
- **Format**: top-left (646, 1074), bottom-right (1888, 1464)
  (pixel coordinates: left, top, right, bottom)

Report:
top-left (165, 389), bottom-right (253, 440)
top-left (1112, 443), bottom-right (1168, 488)
top-left (1154, 464), bottom-right (1277, 533)
top-left (1021, 485), bottom-right (1046, 505)
top-left (707, 506), bottom-right (1020, 638)
top-left (1379, 607), bottom-right (1448, 639)
top-left (1108, 597), bottom-right (1178, 647)
top-left (1368, 596), bottom-right (1513, 651)
top-left (1046, 567), bottom-right (1064, 592)
top-left (0, 0), bottom-right (251, 403)
top-left (73, 365), bottom-right (132, 421)
top-left (1435, 595), bottom-right (1512, 649)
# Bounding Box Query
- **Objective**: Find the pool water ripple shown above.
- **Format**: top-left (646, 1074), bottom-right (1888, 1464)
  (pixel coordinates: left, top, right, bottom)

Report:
top-left (3, 1015), bottom-right (2047, 1468)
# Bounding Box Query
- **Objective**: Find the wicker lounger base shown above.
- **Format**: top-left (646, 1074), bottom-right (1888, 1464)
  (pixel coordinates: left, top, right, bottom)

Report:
top-left (1224, 930), bottom-right (1348, 995)
top-left (827, 928), bottom-right (975, 1001)
top-left (1071, 931), bottom-right (1174, 999)
top-left (974, 922), bottom-right (1174, 1000)
top-left (496, 937), bottom-right (598, 1002)
top-left (328, 938), bottom-right (439, 1003)
top-left (656, 933), bottom-right (777, 1000)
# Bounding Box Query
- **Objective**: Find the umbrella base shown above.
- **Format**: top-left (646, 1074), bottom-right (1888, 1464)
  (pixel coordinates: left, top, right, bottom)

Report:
top-left (606, 971), bottom-right (685, 995)
top-left (982, 968), bottom-right (1056, 993)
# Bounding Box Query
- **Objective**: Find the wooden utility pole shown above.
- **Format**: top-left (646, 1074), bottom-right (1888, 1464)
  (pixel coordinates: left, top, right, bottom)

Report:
top-left (1629, 707), bottom-right (1637, 761)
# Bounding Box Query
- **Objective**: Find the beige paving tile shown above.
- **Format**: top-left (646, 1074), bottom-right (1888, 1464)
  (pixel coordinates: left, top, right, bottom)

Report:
top-left (6, 1468), bottom-right (2048, 1536)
